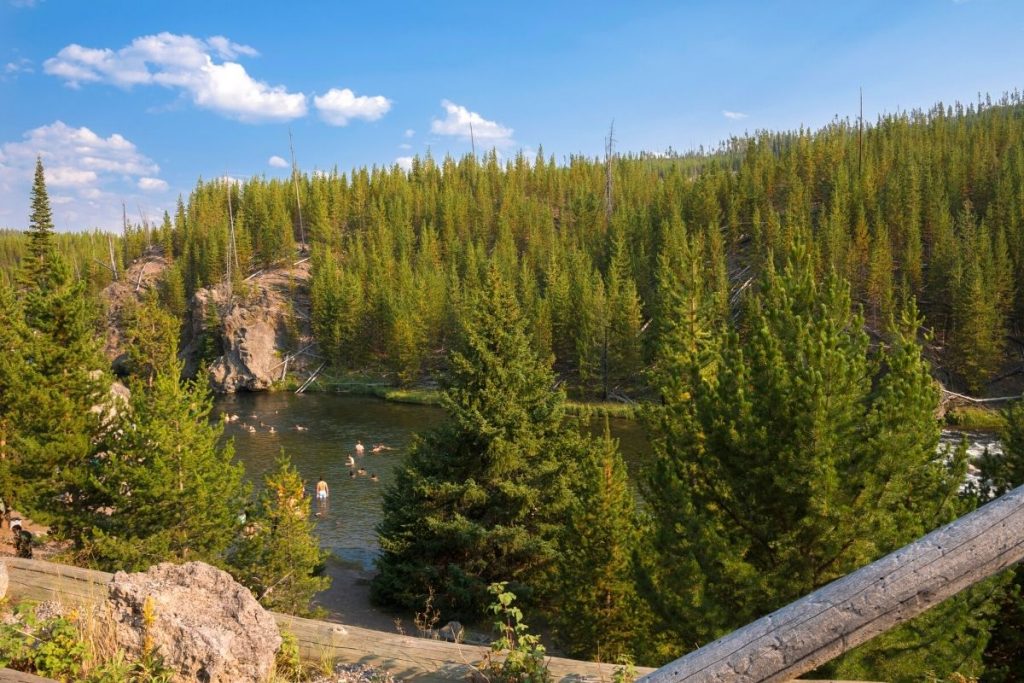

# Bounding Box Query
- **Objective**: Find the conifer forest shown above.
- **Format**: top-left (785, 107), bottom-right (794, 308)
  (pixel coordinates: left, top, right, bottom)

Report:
top-left (4, 93), bottom-right (1024, 682)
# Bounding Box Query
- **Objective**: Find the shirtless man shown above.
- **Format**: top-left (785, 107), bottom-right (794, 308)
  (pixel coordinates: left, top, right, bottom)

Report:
top-left (355, 440), bottom-right (365, 456)
top-left (315, 477), bottom-right (329, 500)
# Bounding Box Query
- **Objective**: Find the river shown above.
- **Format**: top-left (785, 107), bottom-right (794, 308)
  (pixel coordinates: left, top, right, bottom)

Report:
top-left (215, 392), bottom-right (1001, 572)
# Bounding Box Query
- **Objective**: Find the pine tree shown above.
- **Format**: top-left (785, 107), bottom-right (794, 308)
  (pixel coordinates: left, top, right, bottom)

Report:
top-left (24, 157), bottom-right (55, 288)
top-left (641, 243), bottom-right (971, 667)
top-left (0, 280), bottom-right (29, 497)
top-left (85, 360), bottom-right (249, 570)
top-left (974, 401), bottom-right (1024, 681)
top-left (372, 265), bottom-right (574, 618)
top-left (5, 160), bottom-right (112, 541)
top-left (120, 294), bottom-right (180, 386)
top-left (550, 420), bottom-right (643, 661)
top-left (159, 262), bottom-right (188, 319)
top-left (228, 452), bottom-right (329, 616)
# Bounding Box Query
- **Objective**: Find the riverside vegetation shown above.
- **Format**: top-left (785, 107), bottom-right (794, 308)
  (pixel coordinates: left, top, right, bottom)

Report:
top-left (3, 94), bottom-right (1024, 681)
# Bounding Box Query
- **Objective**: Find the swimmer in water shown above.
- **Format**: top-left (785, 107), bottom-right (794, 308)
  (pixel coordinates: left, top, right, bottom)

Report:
top-left (315, 477), bottom-right (329, 500)
top-left (370, 473), bottom-right (379, 482)
top-left (349, 470), bottom-right (356, 478)
top-left (355, 440), bottom-right (365, 456)
top-left (345, 455), bottom-right (356, 467)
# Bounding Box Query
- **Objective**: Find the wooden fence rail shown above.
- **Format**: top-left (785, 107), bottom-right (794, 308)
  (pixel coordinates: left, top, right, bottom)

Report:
top-left (639, 482), bottom-right (1024, 683)
top-left (13, 473), bottom-right (1018, 683)
top-left (1, 558), bottom-right (651, 683)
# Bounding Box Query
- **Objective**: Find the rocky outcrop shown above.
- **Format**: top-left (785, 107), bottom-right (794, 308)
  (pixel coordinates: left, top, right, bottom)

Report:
top-left (107, 561), bottom-right (281, 683)
top-left (180, 261), bottom-right (313, 392)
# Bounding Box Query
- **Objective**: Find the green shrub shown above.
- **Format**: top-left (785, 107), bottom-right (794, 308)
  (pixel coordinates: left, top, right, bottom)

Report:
top-left (479, 582), bottom-right (550, 683)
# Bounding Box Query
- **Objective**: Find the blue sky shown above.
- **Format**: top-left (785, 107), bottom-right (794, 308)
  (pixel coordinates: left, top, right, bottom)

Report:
top-left (1, 0), bottom-right (1022, 231)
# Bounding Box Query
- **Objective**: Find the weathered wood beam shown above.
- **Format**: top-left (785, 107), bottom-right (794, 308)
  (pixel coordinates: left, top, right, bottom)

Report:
top-left (2, 558), bottom-right (652, 683)
top-left (640, 483), bottom-right (1024, 683)
top-left (0, 668), bottom-right (56, 682)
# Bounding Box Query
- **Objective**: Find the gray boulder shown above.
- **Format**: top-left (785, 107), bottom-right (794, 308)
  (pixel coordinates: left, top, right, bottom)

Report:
top-left (107, 561), bottom-right (281, 683)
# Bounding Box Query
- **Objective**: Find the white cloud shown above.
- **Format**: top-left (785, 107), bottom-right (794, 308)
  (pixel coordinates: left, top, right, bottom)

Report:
top-left (138, 177), bottom-right (169, 192)
top-left (205, 36), bottom-right (259, 60)
top-left (404, 128), bottom-right (415, 138)
top-left (395, 156), bottom-right (414, 171)
top-left (431, 99), bottom-right (513, 146)
top-left (268, 155), bottom-right (289, 168)
top-left (313, 87), bottom-right (391, 126)
top-left (723, 110), bottom-right (748, 120)
top-left (3, 58), bottom-right (33, 77)
top-left (47, 167), bottom-right (98, 187)
top-left (44, 32), bottom-right (307, 123)
top-left (398, 143), bottom-right (412, 150)
top-left (0, 121), bottom-right (164, 230)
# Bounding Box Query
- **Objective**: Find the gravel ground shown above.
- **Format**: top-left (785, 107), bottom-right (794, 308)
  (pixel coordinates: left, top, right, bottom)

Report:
top-left (309, 662), bottom-right (400, 683)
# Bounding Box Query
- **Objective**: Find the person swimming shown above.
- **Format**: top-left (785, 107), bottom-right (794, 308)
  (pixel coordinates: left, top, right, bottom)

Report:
top-left (315, 477), bottom-right (329, 500)
top-left (371, 443), bottom-right (394, 454)
top-left (345, 455), bottom-right (356, 467)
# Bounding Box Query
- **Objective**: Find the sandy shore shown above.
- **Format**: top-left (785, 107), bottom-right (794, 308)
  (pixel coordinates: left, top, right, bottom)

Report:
top-left (313, 556), bottom-right (410, 633)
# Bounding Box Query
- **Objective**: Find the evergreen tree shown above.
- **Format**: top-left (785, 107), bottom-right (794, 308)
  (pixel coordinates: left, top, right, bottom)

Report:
top-left (372, 265), bottom-right (574, 618)
top-left (228, 452), bottom-right (329, 616)
top-left (641, 243), bottom-right (971, 669)
top-left (550, 420), bottom-right (643, 661)
top-left (24, 157), bottom-right (55, 288)
top-left (85, 360), bottom-right (248, 570)
top-left (977, 401), bottom-right (1024, 681)
top-left (120, 294), bottom-right (180, 386)
top-left (159, 262), bottom-right (188, 319)
top-left (4, 160), bottom-right (112, 541)
top-left (0, 280), bottom-right (28, 497)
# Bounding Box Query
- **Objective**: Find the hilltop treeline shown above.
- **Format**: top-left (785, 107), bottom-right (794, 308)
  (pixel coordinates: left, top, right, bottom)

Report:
top-left (0, 228), bottom-right (150, 296)
top-left (130, 93), bottom-right (1024, 395)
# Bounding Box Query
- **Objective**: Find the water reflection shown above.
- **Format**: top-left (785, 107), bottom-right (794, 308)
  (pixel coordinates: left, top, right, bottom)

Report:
top-left (216, 392), bottom-right (997, 570)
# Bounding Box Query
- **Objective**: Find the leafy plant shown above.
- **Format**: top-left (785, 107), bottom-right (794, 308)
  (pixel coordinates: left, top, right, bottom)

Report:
top-left (479, 582), bottom-right (550, 683)
top-left (275, 630), bottom-right (303, 681)
top-left (0, 600), bottom-right (173, 683)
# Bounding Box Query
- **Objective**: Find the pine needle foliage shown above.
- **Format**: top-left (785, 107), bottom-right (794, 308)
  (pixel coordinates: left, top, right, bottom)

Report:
top-left (228, 452), bottom-right (330, 616)
top-left (641, 240), bottom-right (971, 668)
top-left (372, 265), bottom-right (576, 619)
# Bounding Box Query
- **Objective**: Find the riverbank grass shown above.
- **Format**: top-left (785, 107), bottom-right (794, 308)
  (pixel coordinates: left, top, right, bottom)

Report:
top-left (945, 406), bottom-right (1005, 431)
top-left (278, 372), bottom-right (637, 418)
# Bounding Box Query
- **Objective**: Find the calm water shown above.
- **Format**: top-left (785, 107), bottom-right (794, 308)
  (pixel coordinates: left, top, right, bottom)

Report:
top-left (214, 393), bottom-right (650, 570)
top-left (214, 392), bottom-right (996, 571)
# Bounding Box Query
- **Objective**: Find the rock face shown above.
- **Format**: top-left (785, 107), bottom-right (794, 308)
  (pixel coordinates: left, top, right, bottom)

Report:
top-left (107, 562), bottom-right (281, 683)
top-left (180, 261), bottom-right (313, 393)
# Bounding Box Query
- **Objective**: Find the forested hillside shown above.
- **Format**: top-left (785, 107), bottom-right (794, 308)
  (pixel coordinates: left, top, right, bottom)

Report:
top-left (128, 94), bottom-right (1020, 397)
top-left (2, 97), bottom-right (1021, 397)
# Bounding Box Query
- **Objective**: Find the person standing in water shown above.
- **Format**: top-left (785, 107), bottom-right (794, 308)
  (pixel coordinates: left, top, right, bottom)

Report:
top-left (355, 440), bottom-right (365, 456)
top-left (316, 477), bottom-right (329, 500)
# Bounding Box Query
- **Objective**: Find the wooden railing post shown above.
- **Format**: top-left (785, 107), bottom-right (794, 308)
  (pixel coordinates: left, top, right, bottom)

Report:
top-left (640, 484), bottom-right (1024, 683)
